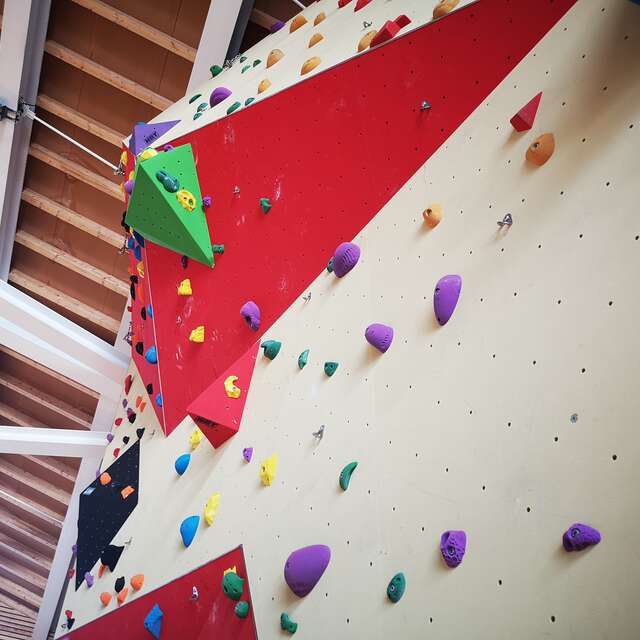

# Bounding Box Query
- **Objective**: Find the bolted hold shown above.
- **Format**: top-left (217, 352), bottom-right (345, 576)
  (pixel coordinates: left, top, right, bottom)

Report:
top-left (420, 100), bottom-right (431, 111)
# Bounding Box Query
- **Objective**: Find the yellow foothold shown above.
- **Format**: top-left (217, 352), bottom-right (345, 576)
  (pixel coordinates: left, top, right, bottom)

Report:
top-left (290, 14), bottom-right (308, 33)
top-left (258, 79), bottom-right (272, 94)
top-left (223, 566), bottom-right (237, 576)
top-left (308, 33), bottom-right (324, 48)
top-left (190, 426), bottom-right (203, 449)
top-left (433, 0), bottom-right (460, 19)
top-left (224, 375), bottom-right (241, 399)
top-left (189, 325), bottom-right (205, 343)
top-left (128, 170), bottom-right (135, 181)
top-left (120, 150), bottom-right (128, 166)
top-left (176, 189), bottom-right (196, 212)
top-left (178, 279), bottom-right (193, 296)
top-left (259, 453), bottom-right (278, 486)
top-left (136, 261), bottom-right (145, 277)
top-left (358, 30), bottom-right (377, 52)
top-left (314, 12), bottom-right (326, 26)
top-left (266, 49), bottom-right (284, 68)
top-left (301, 57), bottom-right (321, 75)
top-left (204, 493), bottom-right (221, 526)
top-left (138, 148), bottom-right (158, 161)
top-left (422, 204), bottom-right (443, 228)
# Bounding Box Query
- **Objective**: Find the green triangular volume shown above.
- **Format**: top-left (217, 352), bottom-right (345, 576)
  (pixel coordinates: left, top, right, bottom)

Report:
top-left (125, 144), bottom-right (213, 266)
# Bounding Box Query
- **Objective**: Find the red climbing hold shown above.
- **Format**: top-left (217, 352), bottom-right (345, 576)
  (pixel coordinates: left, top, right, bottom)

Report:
top-left (354, 0), bottom-right (373, 10)
top-left (113, 448), bottom-right (120, 458)
top-left (394, 14), bottom-right (412, 28)
top-left (510, 91), bottom-right (542, 132)
top-left (114, 418), bottom-right (123, 426)
top-left (338, 0), bottom-right (353, 6)
top-left (124, 374), bottom-right (133, 395)
top-left (369, 21), bottom-right (401, 47)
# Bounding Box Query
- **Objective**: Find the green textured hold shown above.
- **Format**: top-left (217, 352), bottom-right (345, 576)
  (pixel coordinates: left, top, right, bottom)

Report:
top-left (188, 93), bottom-right (202, 104)
top-left (326, 257), bottom-right (334, 273)
top-left (197, 102), bottom-right (208, 112)
top-left (324, 361), bottom-right (339, 377)
top-left (234, 600), bottom-right (249, 619)
top-left (261, 340), bottom-right (281, 360)
top-left (253, 59), bottom-right (261, 67)
top-left (298, 349), bottom-right (309, 369)
top-left (155, 170), bottom-right (179, 193)
top-left (387, 572), bottom-right (406, 603)
top-left (241, 65), bottom-right (251, 74)
top-left (339, 461), bottom-right (358, 491)
top-left (222, 571), bottom-right (244, 601)
top-left (259, 197), bottom-right (272, 213)
top-left (210, 65), bottom-right (223, 77)
top-left (245, 97), bottom-right (255, 106)
top-left (126, 144), bottom-right (213, 266)
top-left (227, 101), bottom-right (242, 115)
top-left (280, 613), bottom-right (298, 635)
top-left (193, 112), bottom-right (203, 120)
top-left (240, 56), bottom-right (248, 63)
top-left (212, 244), bottom-right (225, 255)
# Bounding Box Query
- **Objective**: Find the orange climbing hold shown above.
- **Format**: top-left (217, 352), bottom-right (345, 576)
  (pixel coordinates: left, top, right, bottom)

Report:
top-left (266, 49), bottom-right (284, 68)
top-left (258, 79), bottom-right (272, 94)
top-left (301, 57), bottom-right (321, 75)
top-left (100, 592), bottom-right (112, 606)
top-left (135, 395), bottom-right (142, 408)
top-left (290, 15), bottom-right (308, 32)
top-left (98, 564), bottom-right (107, 578)
top-left (99, 472), bottom-right (112, 486)
top-left (121, 485), bottom-right (135, 499)
top-left (130, 574), bottom-right (145, 591)
top-left (433, 0), bottom-right (459, 18)
top-left (369, 21), bottom-right (401, 48)
top-left (117, 587), bottom-right (129, 605)
top-left (423, 204), bottom-right (443, 228)
top-left (314, 12), bottom-right (326, 25)
top-left (526, 133), bottom-right (555, 166)
top-left (309, 33), bottom-right (324, 47)
top-left (358, 30), bottom-right (377, 51)
top-left (139, 401), bottom-right (147, 413)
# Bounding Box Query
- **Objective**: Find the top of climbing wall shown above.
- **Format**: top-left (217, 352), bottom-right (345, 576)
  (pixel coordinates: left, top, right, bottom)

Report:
top-left (125, 0), bottom-right (476, 150)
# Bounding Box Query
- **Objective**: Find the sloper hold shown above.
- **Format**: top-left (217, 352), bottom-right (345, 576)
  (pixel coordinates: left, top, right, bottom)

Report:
top-left (174, 453), bottom-right (191, 476)
top-left (284, 544), bottom-right (331, 597)
top-left (187, 342), bottom-right (259, 449)
top-left (180, 515), bottom-right (200, 547)
top-left (365, 323), bottom-right (394, 353)
top-left (440, 530), bottom-right (466, 568)
top-left (526, 133), bottom-right (555, 166)
top-left (510, 92), bottom-right (542, 131)
top-left (333, 242), bottom-right (360, 277)
top-left (358, 30), bottom-right (377, 51)
top-left (129, 120), bottom-right (180, 156)
top-left (301, 57), bottom-right (321, 75)
top-left (266, 49), bottom-right (284, 68)
top-left (290, 14), bottom-right (308, 32)
top-left (210, 87), bottom-right (232, 107)
top-left (562, 523), bottom-right (601, 551)
top-left (144, 603), bottom-right (163, 639)
top-left (434, 275), bottom-right (462, 325)
top-left (387, 572), bottom-right (406, 603)
top-left (433, 0), bottom-right (460, 18)
top-left (125, 144), bottom-right (214, 267)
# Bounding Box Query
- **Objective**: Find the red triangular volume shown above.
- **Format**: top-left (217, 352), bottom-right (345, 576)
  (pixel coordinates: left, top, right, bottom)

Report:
top-left (510, 91), bottom-right (542, 131)
top-left (187, 341), bottom-right (260, 448)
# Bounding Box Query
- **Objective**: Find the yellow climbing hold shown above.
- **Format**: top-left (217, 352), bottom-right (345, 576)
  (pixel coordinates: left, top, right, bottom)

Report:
top-left (120, 150), bottom-right (128, 166)
top-left (204, 493), bottom-right (221, 526)
top-left (189, 326), bottom-right (205, 343)
top-left (259, 453), bottom-right (278, 486)
top-left (136, 261), bottom-right (145, 277)
top-left (290, 14), bottom-right (308, 32)
top-left (190, 426), bottom-right (203, 449)
top-left (266, 49), bottom-right (284, 68)
top-left (178, 279), bottom-right (193, 296)
top-left (309, 33), bottom-right (324, 48)
top-left (176, 189), bottom-right (196, 212)
top-left (138, 148), bottom-right (158, 161)
top-left (301, 57), bottom-right (321, 75)
top-left (128, 170), bottom-right (135, 181)
top-left (314, 12), bottom-right (326, 26)
top-left (358, 30), bottom-right (377, 52)
top-left (258, 79), bottom-right (272, 94)
top-left (223, 566), bottom-right (237, 576)
top-left (224, 375), bottom-right (241, 399)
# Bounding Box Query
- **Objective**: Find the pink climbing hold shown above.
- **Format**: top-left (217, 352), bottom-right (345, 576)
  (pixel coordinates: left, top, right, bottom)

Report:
top-left (510, 92), bottom-right (542, 132)
top-left (332, 242), bottom-right (361, 278)
top-left (365, 323), bottom-right (394, 353)
top-left (210, 87), bottom-right (232, 107)
top-left (434, 275), bottom-right (462, 326)
top-left (284, 545), bottom-right (331, 597)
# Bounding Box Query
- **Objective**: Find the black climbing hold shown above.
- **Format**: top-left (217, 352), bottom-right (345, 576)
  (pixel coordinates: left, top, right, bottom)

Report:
top-left (136, 428), bottom-right (145, 439)
top-left (135, 341), bottom-right (144, 356)
top-left (146, 383), bottom-right (153, 394)
top-left (181, 255), bottom-right (189, 269)
top-left (127, 412), bottom-right (136, 424)
top-left (141, 307), bottom-right (146, 321)
top-left (130, 283), bottom-right (136, 301)
top-left (130, 275), bottom-right (139, 285)
top-left (66, 618), bottom-right (75, 630)
top-left (100, 544), bottom-right (125, 573)
top-left (115, 576), bottom-right (125, 593)
top-left (123, 436), bottom-right (130, 445)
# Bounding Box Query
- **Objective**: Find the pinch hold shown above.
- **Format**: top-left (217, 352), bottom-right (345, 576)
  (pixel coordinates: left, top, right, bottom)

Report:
top-left (332, 242), bottom-right (360, 278)
top-left (259, 453), bottom-right (278, 486)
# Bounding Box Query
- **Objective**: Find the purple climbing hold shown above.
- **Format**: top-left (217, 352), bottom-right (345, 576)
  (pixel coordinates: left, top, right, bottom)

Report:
top-left (129, 120), bottom-right (180, 156)
top-left (202, 195), bottom-right (212, 208)
top-left (284, 544), bottom-right (331, 597)
top-left (562, 523), bottom-right (601, 552)
top-left (333, 242), bottom-right (361, 278)
top-left (440, 530), bottom-right (466, 568)
top-left (240, 301), bottom-right (261, 331)
top-left (210, 87), bottom-right (232, 107)
top-left (243, 447), bottom-right (253, 463)
top-left (124, 180), bottom-right (135, 195)
top-left (434, 275), bottom-right (462, 326)
top-left (270, 20), bottom-right (285, 32)
top-left (163, 144), bottom-right (174, 152)
top-left (365, 323), bottom-right (394, 353)
top-left (84, 572), bottom-right (94, 587)
top-left (106, 433), bottom-right (114, 443)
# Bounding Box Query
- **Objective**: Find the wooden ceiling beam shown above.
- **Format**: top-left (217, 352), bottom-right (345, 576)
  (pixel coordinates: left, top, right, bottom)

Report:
top-left (36, 94), bottom-right (125, 148)
top-left (68, 0), bottom-right (197, 62)
top-left (0, 402), bottom-right (45, 429)
top-left (0, 531), bottom-right (52, 579)
top-left (1, 455), bottom-right (75, 494)
top-left (250, 8), bottom-right (280, 30)
top-left (28, 143), bottom-right (123, 201)
top-left (14, 230), bottom-right (129, 297)
top-left (21, 189), bottom-right (123, 248)
top-left (0, 574), bottom-right (40, 614)
top-left (0, 491), bottom-right (60, 549)
top-left (0, 556), bottom-right (46, 597)
top-left (44, 40), bottom-right (172, 111)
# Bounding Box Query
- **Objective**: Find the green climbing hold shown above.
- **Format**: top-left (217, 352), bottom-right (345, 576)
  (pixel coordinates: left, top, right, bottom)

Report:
top-left (261, 340), bottom-right (281, 360)
top-left (193, 112), bottom-right (203, 120)
top-left (324, 361), bottom-right (339, 377)
top-left (241, 65), bottom-right (251, 74)
top-left (386, 572), bottom-right (406, 603)
top-left (212, 244), bottom-right (225, 255)
top-left (245, 97), bottom-right (255, 106)
top-left (234, 600), bottom-right (249, 619)
top-left (222, 571), bottom-right (244, 601)
top-left (339, 461), bottom-right (358, 491)
top-left (240, 56), bottom-right (248, 63)
top-left (188, 93), bottom-right (202, 104)
top-left (125, 143), bottom-right (213, 266)
top-left (210, 65), bottom-right (222, 77)
top-left (197, 102), bottom-right (208, 112)
top-left (253, 59), bottom-right (261, 67)
top-left (155, 170), bottom-right (180, 193)
top-left (298, 349), bottom-right (310, 369)
top-left (280, 613), bottom-right (298, 635)
top-left (227, 101), bottom-right (242, 115)
top-left (259, 197), bottom-right (272, 214)
top-left (326, 257), bottom-right (334, 273)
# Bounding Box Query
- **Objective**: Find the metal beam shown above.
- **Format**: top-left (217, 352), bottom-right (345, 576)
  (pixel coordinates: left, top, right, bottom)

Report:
top-left (0, 426), bottom-right (107, 457)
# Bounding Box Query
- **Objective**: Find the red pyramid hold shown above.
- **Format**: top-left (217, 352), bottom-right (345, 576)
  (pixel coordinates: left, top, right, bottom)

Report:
top-left (510, 91), bottom-right (542, 131)
top-left (187, 342), bottom-right (259, 449)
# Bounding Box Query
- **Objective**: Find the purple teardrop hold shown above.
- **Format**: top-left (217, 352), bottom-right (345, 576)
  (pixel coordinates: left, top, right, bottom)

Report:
top-left (124, 180), bottom-right (135, 195)
top-left (106, 433), bottom-right (114, 443)
top-left (243, 447), bottom-right (253, 463)
top-left (270, 20), bottom-right (285, 32)
top-left (210, 87), bottom-right (232, 107)
top-left (440, 530), bottom-right (466, 568)
top-left (365, 323), bottom-right (394, 353)
top-left (434, 275), bottom-right (462, 326)
top-left (562, 523), bottom-right (601, 552)
top-left (333, 242), bottom-right (360, 278)
top-left (284, 544), bottom-right (331, 597)
top-left (84, 572), bottom-right (94, 587)
top-left (240, 301), bottom-right (261, 331)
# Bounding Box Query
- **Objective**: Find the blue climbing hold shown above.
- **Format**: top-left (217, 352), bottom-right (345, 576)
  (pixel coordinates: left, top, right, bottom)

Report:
top-left (174, 453), bottom-right (190, 476)
top-left (133, 245), bottom-right (142, 261)
top-left (127, 236), bottom-right (135, 250)
top-left (146, 304), bottom-right (153, 318)
top-left (155, 393), bottom-right (163, 407)
top-left (132, 230), bottom-right (145, 247)
top-left (145, 347), bottom-right (158, 364)
top-left (180, 515), bottom-right (199, 547)
top-left (143, 603), bottom-right (163, 639)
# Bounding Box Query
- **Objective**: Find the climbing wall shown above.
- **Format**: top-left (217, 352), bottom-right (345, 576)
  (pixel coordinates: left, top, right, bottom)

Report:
top-left (57, 0), bottom-right (640, 638)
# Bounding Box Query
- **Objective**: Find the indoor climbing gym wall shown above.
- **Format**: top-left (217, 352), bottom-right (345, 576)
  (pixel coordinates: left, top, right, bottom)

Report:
top-left (57, 0), bottom-right (640, 638)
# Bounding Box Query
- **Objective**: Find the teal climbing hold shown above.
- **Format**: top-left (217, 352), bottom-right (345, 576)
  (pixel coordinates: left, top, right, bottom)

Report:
top-left (196, 103), bottom-right (208, 112)
top-left (240, 56), bottom-right (248, 63)
top-left (180, 515), bottom-right (199, 547)
top-left (227, 101), bottom-right (242, 115)
top-left (259, 197), bottom-right (272, 213)
top-left (222, 570), bottom-right (244, 601)
top-left (324, 361), bottom-right (339, 377)
top-left (241, 65), bottom-right (251, 74)
top-left (188, 94), bottom-right (202, 104)
top-left (298, 349), bottom-right (310, 369)
top-left (234, 600), bottom-right (249, 619)
top-left (281, 613), bottom-right (298, 634)
top-left (193, 112), bottom-right (203, 120)
top-left (326, 257), bottom-right (334, 273)
top-left (253, 59), bottom-right (261, 67)
top-left (245, 97), bottom-right (255, 106)
top-left (386, 572), bottom-right (406, 603)
top-left (210, 65), bottom-right (222, 77)
top-left (261, 340), bottom-right (281, 360)
top-left (155, 170), bottom-right (180, 193)
top-left (212, 244), bottom-right (225, 255)
top-left (339, 461), bottom-right (358, 491)
top-left (174, 453), bottom-right (190, 476)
